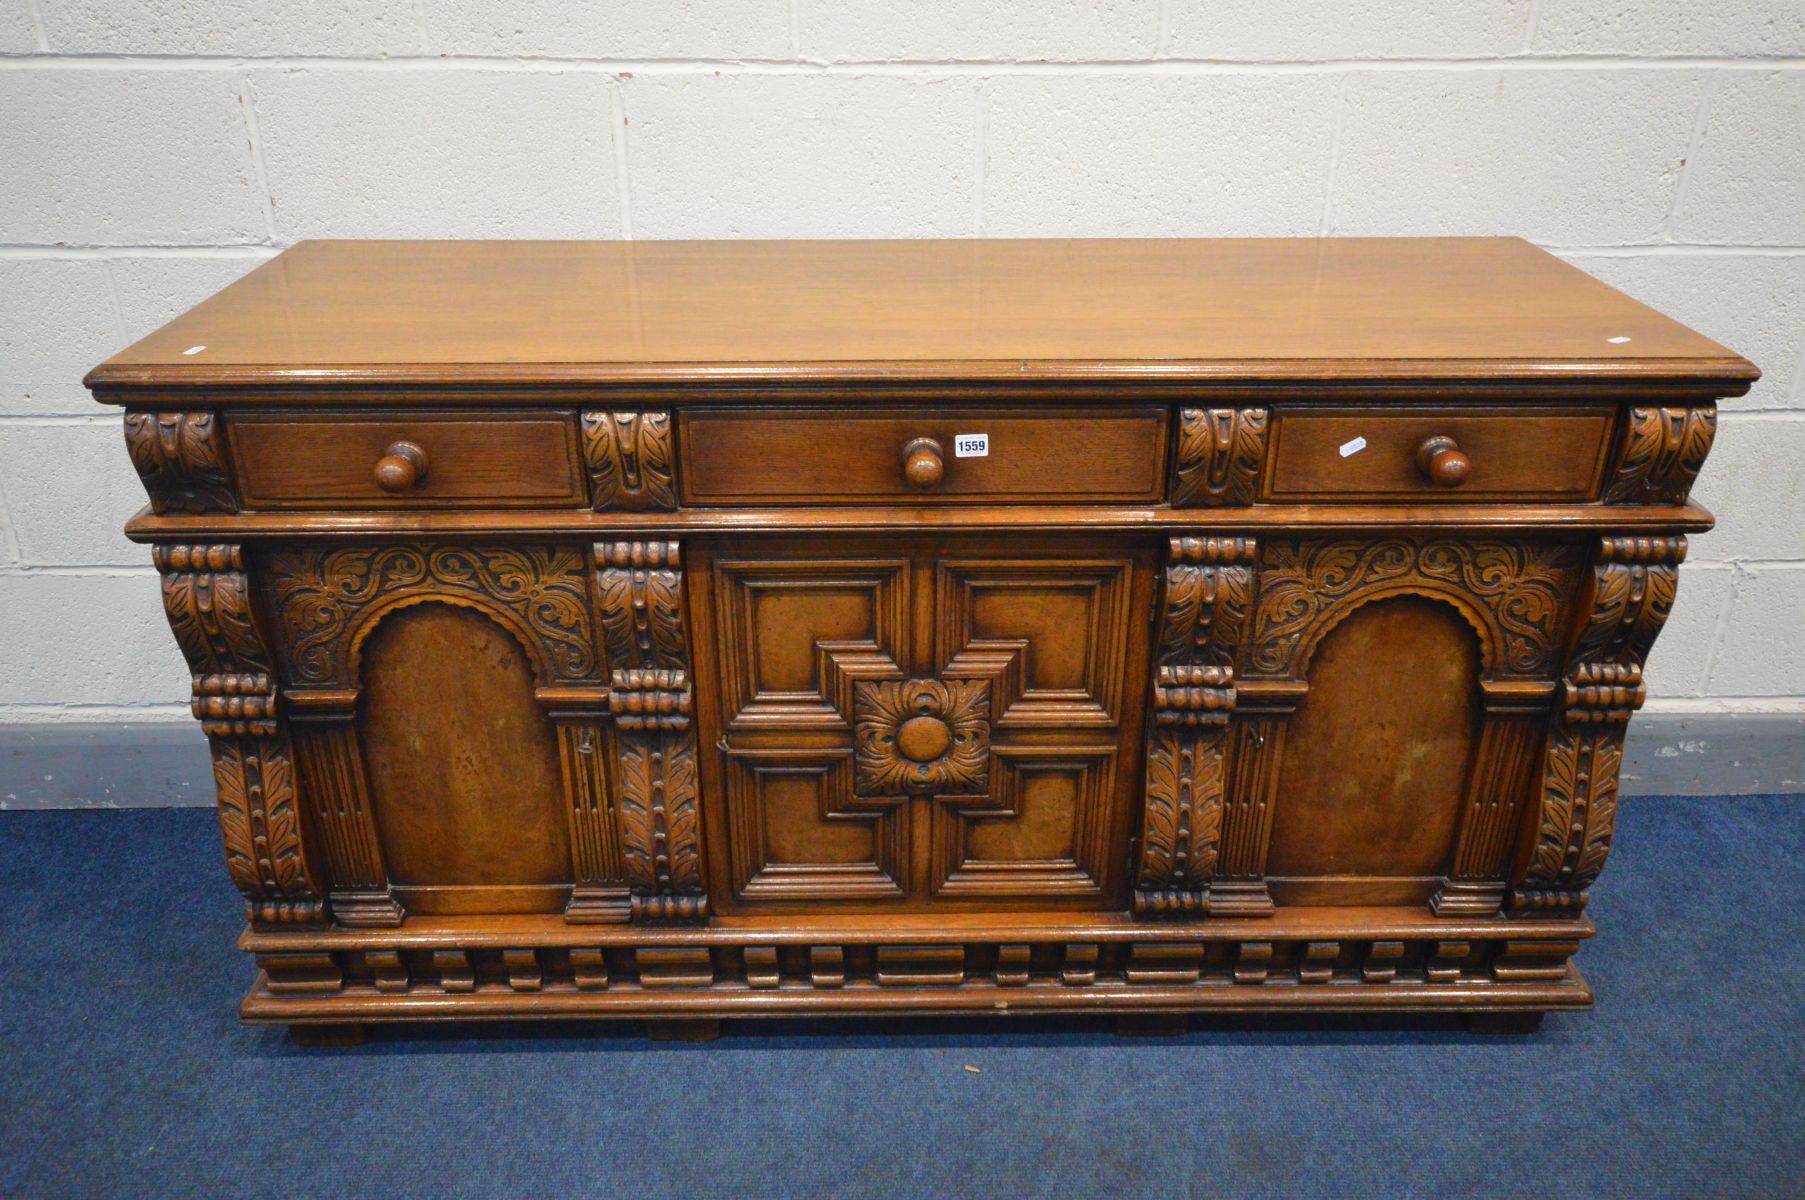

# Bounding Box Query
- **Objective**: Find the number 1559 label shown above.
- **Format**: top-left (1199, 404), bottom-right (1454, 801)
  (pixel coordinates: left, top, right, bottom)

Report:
top-left (954, 433), bottom-right (989, 458)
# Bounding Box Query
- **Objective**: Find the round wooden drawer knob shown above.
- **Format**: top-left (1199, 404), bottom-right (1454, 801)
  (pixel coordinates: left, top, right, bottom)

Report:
top-left (373, 440), bottom-right (429, 492)
top-left (902, 437), bottom-right (945, 490)
top-left (1415, 435), bottom-right (1471, 488)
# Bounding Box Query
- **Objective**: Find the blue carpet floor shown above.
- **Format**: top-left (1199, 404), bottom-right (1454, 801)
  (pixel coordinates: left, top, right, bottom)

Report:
top-left (2, 795), bottom-right (1802, 1200)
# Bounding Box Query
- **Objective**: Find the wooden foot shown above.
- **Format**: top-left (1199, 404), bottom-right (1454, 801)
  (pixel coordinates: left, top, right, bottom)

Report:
top-left (288, 1022), bottom-right (367, 1047)
top-left (645, 1018), bottom-right (721, 1042)
top-left (1115, 1013), bottom-right (1189, 1037)
top-left (1462, 1010), bottom-right (1546, 1035)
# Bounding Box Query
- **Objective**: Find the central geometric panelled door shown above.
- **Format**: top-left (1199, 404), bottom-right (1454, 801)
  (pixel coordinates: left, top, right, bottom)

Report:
top-left (689, 535), bottom-right (1159, 914)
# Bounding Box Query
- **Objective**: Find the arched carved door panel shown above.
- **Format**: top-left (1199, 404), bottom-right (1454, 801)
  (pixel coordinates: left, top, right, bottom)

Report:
top-left (359, 602), bottom-right (571, 914)
top-left (264, 543), bottom-right (625, 926)
top-left (1134, 536), bottom-right (1583, 920)
top-left (1265, 596), bottom-right (1483, 903)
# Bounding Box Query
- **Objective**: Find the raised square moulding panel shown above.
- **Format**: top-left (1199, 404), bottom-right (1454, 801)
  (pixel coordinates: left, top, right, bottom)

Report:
top-left (724, 750), bottom-right (907, 902)
top-left (932, 745), bottom-right (1119, 900)
top-left (693, 535), bottom-right (1154, 916)
top-left (937, 557), bottom-right (1134, 729)
top-left (676, 407), bottom-right (1169, 505)
top-left (712, 557), bottom-right (910, 729)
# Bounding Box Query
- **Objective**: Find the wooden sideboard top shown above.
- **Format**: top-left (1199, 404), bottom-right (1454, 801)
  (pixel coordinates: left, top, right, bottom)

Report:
top-left (88, 237), bottom-right (1756, 396)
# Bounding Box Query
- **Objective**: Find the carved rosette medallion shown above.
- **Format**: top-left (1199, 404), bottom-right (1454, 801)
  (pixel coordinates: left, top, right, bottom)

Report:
top-left (853, 679), bottom-right (991, 797)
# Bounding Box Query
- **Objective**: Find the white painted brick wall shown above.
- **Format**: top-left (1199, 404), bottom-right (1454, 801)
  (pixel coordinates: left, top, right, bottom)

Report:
top-left (1329, 70), bottom-right (1706, 243)
top-left (249, 68), bottom-right (622, 240)
top-left (626, 75), bottom-right (976, 238)
top-left (1533, 2), bottom-right (1805, 58)
top-left (0, 68), bottom-right (266, 244)
top-left (798, 1), bottom-right (1162, 62)
top-left (983, 75), bottom-right (1339, 236)
top-left (1, 3), bottom-right (36, 52)
top-left (1165, 1), bottom-right (1533, 59)
top-left (1669, 72), bottom-right (1805, 244)
top-left (40, 0), bottom-right (424, 56)
top-left (1, 4), bottom-right (1801, 721)
top-left (424, 1), bottom-right (788, 60)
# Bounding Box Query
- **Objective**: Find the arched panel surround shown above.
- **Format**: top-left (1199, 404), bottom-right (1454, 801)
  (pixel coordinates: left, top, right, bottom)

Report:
top-left (1243, 538), bottom-right (1575, 684)
top-left (1203, 536), bottom-right (1581, 917)
top-left (269, 543), bottom-right (599, 689)
top-left (264, 542), bottom-right (626, 926)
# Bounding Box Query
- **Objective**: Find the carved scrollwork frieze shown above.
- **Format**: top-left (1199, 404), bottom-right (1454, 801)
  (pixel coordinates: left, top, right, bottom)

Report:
top-left (1604, 406), bottom-right (1715, 506)
top-left (1247, 538), bottom-right (1577, 682)
top-left (124, 411), bottom-right (239, 514)
top-left (581, 411), bottom-right (677, 511)
top-left (1172, 408), bottom-right (1267, 507)
top-left (1513, 536), bottom-right (1685, 916)
top-left (267, 544), bottom-right (599, 687)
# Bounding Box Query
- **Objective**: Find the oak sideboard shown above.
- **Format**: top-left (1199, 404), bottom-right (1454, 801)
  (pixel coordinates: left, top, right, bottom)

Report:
top-left (87, 237), bottom-right (1755, 1043)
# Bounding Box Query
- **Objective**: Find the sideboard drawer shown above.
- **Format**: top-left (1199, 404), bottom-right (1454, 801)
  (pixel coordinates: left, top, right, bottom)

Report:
top-left (230, 413), bottom-right (585, 508)
top-left (1265, 406), bottom-right (1615, 503)
top-left (678, 407), bottom-right (1169, 505)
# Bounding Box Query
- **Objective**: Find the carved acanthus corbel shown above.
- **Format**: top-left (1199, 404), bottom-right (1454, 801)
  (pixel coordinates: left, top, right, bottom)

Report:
top-left (582, 411), bottom-right (677, 511)
top-left (1512, 536), bottom-right (1684, 914)
top-left (125, 412), bottom-right (239, 514)
top-left (1133, 536), bottom-right (1255, 917)
top-left (597, 541), bottom-right (706, 922)
top-left (156, 544), bottom-right (322, 926)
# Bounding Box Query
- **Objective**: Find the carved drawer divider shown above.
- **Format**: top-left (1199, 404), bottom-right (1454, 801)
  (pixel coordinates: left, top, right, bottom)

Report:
top-left (1133, 536), bottom-right (1253, 918)
top-left (581, 411), bottom-right (677, 511)
top-left (125, 411), bottom-right (240, 514)
top-left (1216, 538), bottom-right (1579, 918)
top-left (264, 544), bottom-right (624, 927)
top-left (595, 541), bottom-right (707, 923)
top-left (1171, 407), bottom-right (1267, 507)
top-left (1512, 536), bottom-right (1683, 915)
top-left (156, 544), bottom-right (323, 927)
top-left (1603, 406), bottom-right (1715, 505)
